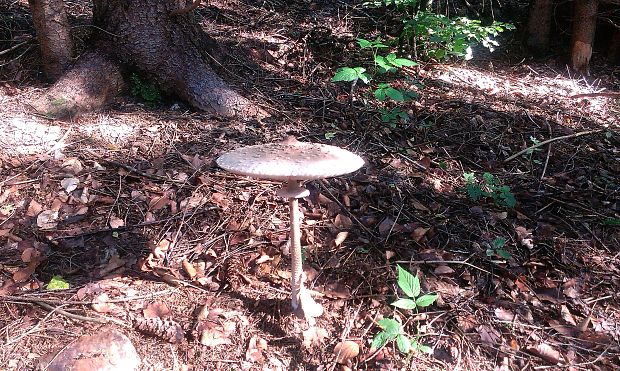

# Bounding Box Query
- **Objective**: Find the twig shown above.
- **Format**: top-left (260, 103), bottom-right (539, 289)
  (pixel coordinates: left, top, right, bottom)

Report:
top-left (0, 38), bottom-right (32, 57)
top-left (35, 301), bottom-right (130, 328)
top-left (540, 119), bottom-right (552, 181)
top-left (504, 129), bottom-right (606, 163)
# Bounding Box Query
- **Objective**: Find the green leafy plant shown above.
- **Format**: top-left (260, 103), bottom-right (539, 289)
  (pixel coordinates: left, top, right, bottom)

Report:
top-left (129, 73), bottom-right (162, 105)
top-left (331, 37), bottom-right (418, 128)
top-left (402, 12), bottom-right (514, 60)
top-left (602, 218), bottom-right (620, 226)
top-left (372, 265), bottom-right (436, 354)
top-left (486, 237), bottom-right (512, 260)
top-left (464, 172), bottom-right (516, 207)
top-left (47, 275), bottom-right (70, 290)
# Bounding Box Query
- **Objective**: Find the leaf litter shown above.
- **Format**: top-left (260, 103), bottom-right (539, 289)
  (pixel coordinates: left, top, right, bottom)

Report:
top-left (0, 0), bottom-right (619, 369)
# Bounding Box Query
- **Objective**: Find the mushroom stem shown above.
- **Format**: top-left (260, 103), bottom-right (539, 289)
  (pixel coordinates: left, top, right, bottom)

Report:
top-left (289, 194), bottom-right (303, 310)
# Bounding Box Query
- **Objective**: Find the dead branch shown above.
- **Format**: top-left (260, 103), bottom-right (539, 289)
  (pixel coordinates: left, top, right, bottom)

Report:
top-left (504, 129), bottom-right (606, 163)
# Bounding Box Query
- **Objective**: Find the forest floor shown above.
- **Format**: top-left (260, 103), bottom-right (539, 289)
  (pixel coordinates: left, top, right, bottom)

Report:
top-left (1, 0), bottom-right (619, 370)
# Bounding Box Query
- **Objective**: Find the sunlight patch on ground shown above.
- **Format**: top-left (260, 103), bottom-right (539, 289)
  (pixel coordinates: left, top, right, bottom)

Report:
top-left (0, 114), bottom-right (140, 156)
top-left (434, 65), bottom-right (616, 123)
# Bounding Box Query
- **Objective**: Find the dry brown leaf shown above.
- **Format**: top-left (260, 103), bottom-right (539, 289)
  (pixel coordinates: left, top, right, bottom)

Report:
top-left (13, 259), bottom-right (40, 283)
top-left (61, 157), bottom-right (83, 174)
top-left (98, 254), bottom-right (126, 277)
top-left (92, 293), bottom-right (118, 313)
top-left (60, 177), bottom-right (79, 193)
top-left (302, 326), bottom-right (328, 348)
top-left (182, 259), bottom-right (197, 279)
top-left (245, 335), bottom-right (267, 363)
top-left (200, 328), bottom-right (231, 347)
top-left (333, 340), bottom-right (359, 364)
top-left (211, 193), bottom-right (229, 209)
top-left (477, 325), bottom-right (501, 345)
top-left (143, 301), bottom-right (171, 318)
top-left (76, 283), bottom-right (103, 300)
top-left (433, 265), bottom-right (454, 275)
top-left (321, 283), bottom-right (351, 299)
top-left (109, 215), bottom-right (125, 229)
top-left (495, 307), bottom-right (516, 321)
top-left (21, 248), bottom-right (41, 263)
top-left (149, 194), bottom-right (170, 211)
top-left (385, 250), bottom-right (395, 260)
top-left (334, 214), bottom-right (353, 229)
top-left (334, 231), bottom-right (349, 247)
top-left (37, 210), bottom-right (59, 230)
top-left (411, 227), bottom-right (430, 242)
top-left (378, 217), bottom-right (395, 236)
top-left (26, 200), bottom-right (42, 217)
top-left (411, 199), bottom-right (430, 212)
top-left (526, 343), bottom-right (561, 364)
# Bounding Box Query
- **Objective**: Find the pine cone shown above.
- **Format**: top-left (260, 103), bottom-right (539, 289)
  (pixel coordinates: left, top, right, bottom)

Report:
top-left (132, 316), bottom-right (184, 343)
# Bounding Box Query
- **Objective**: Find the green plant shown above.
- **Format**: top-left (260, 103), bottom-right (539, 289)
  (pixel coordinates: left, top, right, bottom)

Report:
top-left (401, 12), bottom-right (514, 60)
top-left (371, 265), bottom-right (436, 354)
top-left (47, 275), bottom-right (70, 290)
top-left (129, 73), bottom-right (162, 105)
top-left (331, 38), bottom-right (418, 127)
top-left (486, 237), bottom-right (512, 260)
top-left (464, 172), bottom-right (516, 208)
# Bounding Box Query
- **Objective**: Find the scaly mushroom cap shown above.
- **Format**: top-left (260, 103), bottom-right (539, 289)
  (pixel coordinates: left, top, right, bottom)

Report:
top-left (216, 137), bottom-right (365, 181)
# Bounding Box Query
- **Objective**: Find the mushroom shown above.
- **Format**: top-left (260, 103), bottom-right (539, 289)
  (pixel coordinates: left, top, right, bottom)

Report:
top-left (216, 136), bottom-right (364, 317)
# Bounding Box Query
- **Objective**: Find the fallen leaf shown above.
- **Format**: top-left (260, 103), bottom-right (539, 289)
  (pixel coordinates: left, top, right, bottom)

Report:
top-left (26, 200), bottom-right (42, 217)
top-left (13, 260), bottom-right (40, 282)
top-left (200, 328), bottom-right (231, 347)
top-left (378, 217), bottom-right (395, 236)
top-left (334, 214), bottom-right (353, 229)
top-left (334, 231), bottom-right (349, 247)
top-left (92, 293), bottom-right (118, 313)
top-left (245, 335), bottom-right (267, 363)
top-left (411, 227), bottom-right (430, 242)
top-left (211, 193), bottom-right (229, 209)
top-left (526, 343), bottom-right (560, 364)
top-left (143, 301), bottom-right (171, 318)
top-left (302, 326), bottom-right (328, 348)
top-left (495, 307), bottom-right (516, 321)
top-left (61, 157), bottom-right (83, 174)
top-left (37, 210), bottom-right (59, 230)
top-left (534, 287), bottom-right (565, 304)
top-left (333, 340), bottom-right (359, 364)
top-left (60, 177), bottom-right (79, 193)
top-left (109, 215), bottom-right (125, 229)
top-left (433, 265), bottom-right (454, 275)
top-left (411, 199), bottom-right (430, 212)
top-left (182, 259), bottom-right (197, 279)
top-left (385, 250), bottom-right (395, 260)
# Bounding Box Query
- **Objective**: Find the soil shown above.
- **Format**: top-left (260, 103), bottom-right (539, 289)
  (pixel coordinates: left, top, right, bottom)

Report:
top-left (1, 0), bottom-right (619, 370)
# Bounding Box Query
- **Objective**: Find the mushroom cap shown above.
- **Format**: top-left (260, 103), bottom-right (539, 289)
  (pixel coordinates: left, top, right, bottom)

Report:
top-left (216, 138), bottom-right (365, 181)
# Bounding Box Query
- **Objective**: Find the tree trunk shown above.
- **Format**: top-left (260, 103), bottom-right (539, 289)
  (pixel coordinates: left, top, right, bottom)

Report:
top-left (570, 0), bottom-right (599, 74)
top-left (32, 51), bottom-right (125, 118)
top-left (609, 28), bottom-right (620, 64)
top-left (526, 0), bottom-right (554, 56)
top-left (28, 0), bottom-right (73, 81)
top-left (32, 0), bottom-right (266, 119)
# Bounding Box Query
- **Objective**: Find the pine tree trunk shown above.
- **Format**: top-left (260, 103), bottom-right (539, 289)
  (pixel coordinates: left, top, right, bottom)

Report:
top-left (570, 0), bottom-right (599, 74)
top-left (526, 0), bottom-right (554, 56)
top-left (609, 28), bottom-right (620, 64)
top-left (28, 0), bottom-right (73, 81)
top-left (31, 0), bottom-right (265, 119)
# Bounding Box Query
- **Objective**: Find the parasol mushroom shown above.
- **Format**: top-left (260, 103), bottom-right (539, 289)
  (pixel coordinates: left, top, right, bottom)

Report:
top-left (216, 136), bottom-right (364, 318)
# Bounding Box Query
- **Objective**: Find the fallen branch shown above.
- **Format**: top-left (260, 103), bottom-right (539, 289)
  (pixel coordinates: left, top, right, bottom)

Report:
top-left (504, 129), bottom-right (606, 163)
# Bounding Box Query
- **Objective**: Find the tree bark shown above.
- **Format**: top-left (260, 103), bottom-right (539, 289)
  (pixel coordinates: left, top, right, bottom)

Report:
top-left (609, 27), bottom-right (620, 64)
top-left (570, 0), bottom-right (599, 74)
top-left (31, 0), bottom-right (266, 119)
top-left (526, 0), bottom-right (554, 56)
top-left (28, 0), bottom-right (73, 81)
top-left (31, 51), bottom-right (124, 119)
top-left (92, 0), bottom-right (263, 118)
